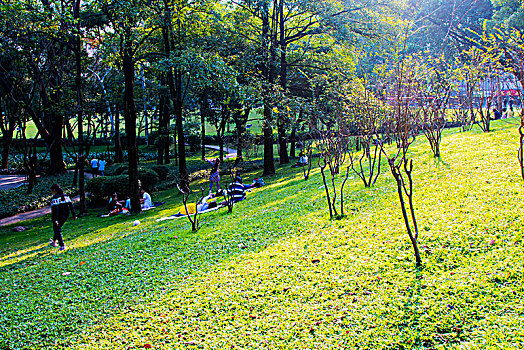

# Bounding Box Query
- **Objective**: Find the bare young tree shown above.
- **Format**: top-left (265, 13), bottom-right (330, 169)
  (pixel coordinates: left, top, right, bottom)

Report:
top-left (301, 138), bottom-right (314, 181)
top-left (418, 57), bottom-right (454, 157)
top-left (347, 78), bottom-right (385, 187)
top-left (450, 96), bottom-right (473, 132)
top-left (379, 54), bottom-right (423, 267)
top-left (462, 47), bottom-right (498, 133)
top-left (317, 121), bottom-right (351, 220)
top-left (178, 184), bottom-right (205, 232)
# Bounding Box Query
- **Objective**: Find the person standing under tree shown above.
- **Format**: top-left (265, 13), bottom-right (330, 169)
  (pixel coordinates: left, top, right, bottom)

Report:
top-left (49, 184), bottom-right (77, 251)
top-left (205, 158), bottom-right (221, 195)
top-left (90, 157), bottom-right (99, 177)
top-left (98, 158), bottom-right (106, 176)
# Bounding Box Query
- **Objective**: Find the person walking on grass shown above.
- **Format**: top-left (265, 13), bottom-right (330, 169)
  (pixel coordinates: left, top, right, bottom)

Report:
top-left (49, 184), bottom-right (77, 251)
top-left (205, 157), bottom-right (221, 195)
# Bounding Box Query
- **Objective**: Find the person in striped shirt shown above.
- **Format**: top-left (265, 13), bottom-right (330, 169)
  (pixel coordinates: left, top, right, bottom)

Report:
top-left (228, 176), bottom-right (247, 203)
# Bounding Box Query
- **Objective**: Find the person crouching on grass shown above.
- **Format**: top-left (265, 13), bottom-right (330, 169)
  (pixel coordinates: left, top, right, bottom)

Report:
top-left (49, 184), bottom-right (77, 251)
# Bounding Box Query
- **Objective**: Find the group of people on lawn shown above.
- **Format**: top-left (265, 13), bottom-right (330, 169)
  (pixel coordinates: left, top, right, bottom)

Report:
top-left (106, 188), bottom-right (153, 216)
top-left (172, 158), bottom-right (263, 217)
top-left (47, 155), bottom-right (277, 250)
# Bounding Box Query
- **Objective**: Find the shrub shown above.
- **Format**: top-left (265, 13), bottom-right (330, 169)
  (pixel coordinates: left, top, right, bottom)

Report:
top-left (111, 163), bottom-right (129, 176)
top-left (86, 175), bottom-right (129, 202)
top-left (151, 165), bottom-right (172, 181)
top-left (138, 169), bottom-right (159, 191)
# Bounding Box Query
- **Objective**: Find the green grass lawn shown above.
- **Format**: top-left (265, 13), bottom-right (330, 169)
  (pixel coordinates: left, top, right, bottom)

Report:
top-left (2, 120), bottom-right (524, 349)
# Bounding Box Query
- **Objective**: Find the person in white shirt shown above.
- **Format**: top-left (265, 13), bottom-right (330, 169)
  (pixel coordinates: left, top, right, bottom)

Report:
top-left (98, 158), bottom-right (106, 176)
top-left (140, 188), bottom-right (153, 210)
top-left (292, 152), bottom-right (309, 167)
top-left (90, 158), bottom-right (99, 177)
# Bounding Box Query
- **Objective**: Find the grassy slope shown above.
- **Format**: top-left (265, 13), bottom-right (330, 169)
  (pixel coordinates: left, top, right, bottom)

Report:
top-left (1, 120), bottom-right (524, 349)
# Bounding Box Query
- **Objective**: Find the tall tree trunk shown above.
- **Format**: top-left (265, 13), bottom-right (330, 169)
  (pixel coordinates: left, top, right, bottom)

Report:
top-left (162, 9), bottom-right (186, 185)
top-left (289, 126), bottom-right (296, 158)
top-left (262, 0), bottom-right (275, 175)
top-left (277, 0), bottom-right (289, 165)
top-left (161, 4), bottom-right (173, 166)
top-left (0, 98), bottom-right (16, 169)
top-left (200, 92), bottom-right (209, 160)
top-left (164, 122), bottom-right (170, 164)
top-left (157, 94), bottom-right (165, 165)
top-left (123, 38), bottom-right (141, 213)
top-left (263, 105), bottom-right (275, 175)
top-left (278, 123), bottom-right (289, 164)
top-left (236, 107), bottom-right (250, 161)
top-left (0, 100), bottom-right (15, 169)
top-left (47, 122), bottom-right (66, 174)
top-left (174, 69), bottom-right (188, 188)
top-left (74, 0), bottom-right (86, 212)
top-left (114, 104), bottom-right (123, 163)
top-left (201, 108), bottom-right (206, 161)
top-left (1, 128), bottom-right (14, 169)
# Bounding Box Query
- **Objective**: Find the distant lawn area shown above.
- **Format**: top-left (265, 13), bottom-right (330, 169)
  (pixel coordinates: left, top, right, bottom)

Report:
top-left (17, 108), bottom-right (266, 141)
top-left (1, 120), bottom-right (524, 349)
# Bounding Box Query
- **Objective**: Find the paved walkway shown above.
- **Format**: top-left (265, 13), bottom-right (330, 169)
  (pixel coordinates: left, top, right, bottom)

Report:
top-left (0, 175), bottom-right (40, 191)
top-left (0, 171), bottom-right (93, 227)
top-left (204, 144), bottom-right (237, 158)
top-left (0, 171), bottom-right (93, 191)
top-left (0, 195), bottom-right (82, 227)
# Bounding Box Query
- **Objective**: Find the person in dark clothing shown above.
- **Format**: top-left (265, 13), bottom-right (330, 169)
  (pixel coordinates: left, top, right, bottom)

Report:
top-left (493, 108), bottom-right (502, 120)
top-left (107, 192), bottom-right (119, 212)
top-left (49, 184), bottom-right (77, 251)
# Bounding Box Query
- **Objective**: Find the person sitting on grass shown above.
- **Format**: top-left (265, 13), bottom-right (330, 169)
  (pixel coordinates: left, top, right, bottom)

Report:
top-left (108, 193), bottom-right (119, 212)
top-left (140, 188), bottom-right (153, 210)
top-left (493, 108), bottom-right (502, 120)
top-left (99, 193), bottom-right (130, 217)
top-left (292, 152), bottom-right (309, 168)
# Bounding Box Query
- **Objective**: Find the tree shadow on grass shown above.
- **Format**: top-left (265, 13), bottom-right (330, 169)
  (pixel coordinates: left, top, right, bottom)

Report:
top-left (0, 208), bottom-right (162, 269)
top-left (395, 269), bottom-right (426, 347)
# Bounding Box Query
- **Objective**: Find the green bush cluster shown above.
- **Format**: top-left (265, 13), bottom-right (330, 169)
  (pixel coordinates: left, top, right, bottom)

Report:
top-left (150, 165), bottom-right (171, 181)
top-left (86, 169), bottom-right (159, 202)
top-left (85, 175), bottom-right (128, 201)
top-left (107, 163), bottom-right (128, 176)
